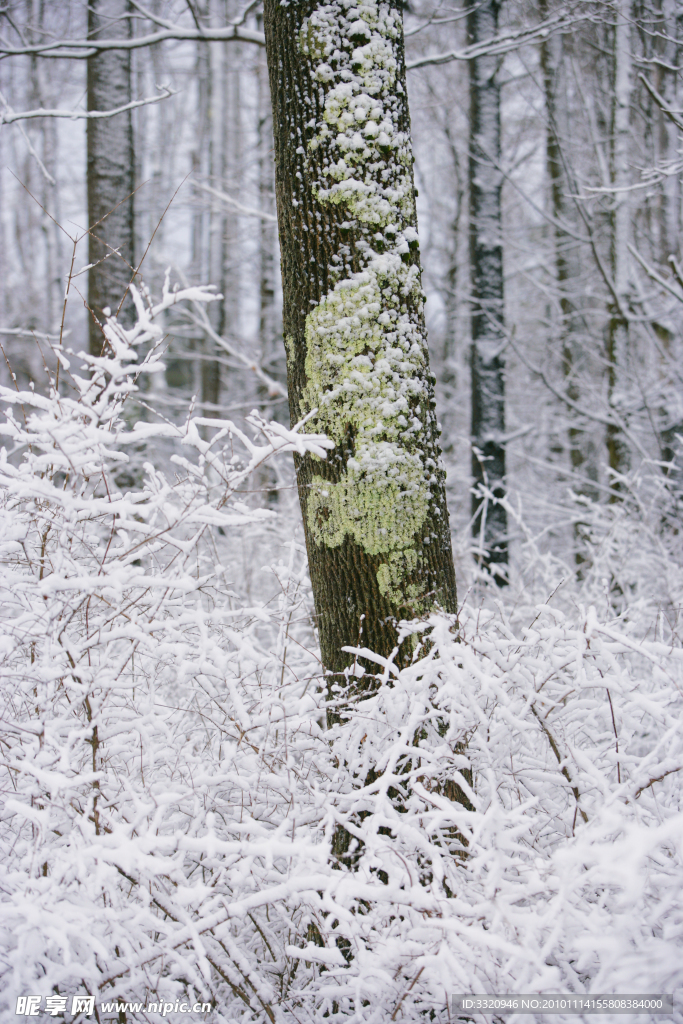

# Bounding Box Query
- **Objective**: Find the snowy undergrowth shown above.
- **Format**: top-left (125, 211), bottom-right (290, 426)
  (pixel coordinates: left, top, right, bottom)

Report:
top-left (1, 290), bottom-right (682, 1022)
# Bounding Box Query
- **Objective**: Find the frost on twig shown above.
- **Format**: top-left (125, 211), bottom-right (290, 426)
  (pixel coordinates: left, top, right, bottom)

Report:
top-left (0, 284), bottom-right (682, 1017)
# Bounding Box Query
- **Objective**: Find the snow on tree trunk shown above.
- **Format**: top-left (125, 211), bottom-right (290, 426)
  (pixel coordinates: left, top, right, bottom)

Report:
top-left (87, 0), bottom-right (136, 356)
top-left (607, 0), bottom-right (632, 488)
top-left (263, 0), bottom-right (457, 683)
top-left (468, 0), bottom-right (508, 579)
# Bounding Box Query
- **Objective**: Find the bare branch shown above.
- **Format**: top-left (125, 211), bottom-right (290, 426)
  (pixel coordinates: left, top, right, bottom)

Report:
top-left (0, 23), bottom-right (264, 60)
top-left (639, 72), bottom-right (683, 131)
top-left (193, 180), bottom-right (277, 223)
top-left (406, 11), bottom-right (587, 70)
top-left (629, 244), bottom-right (683, 306)
top-left (0, 85), bottom-right (177, 124)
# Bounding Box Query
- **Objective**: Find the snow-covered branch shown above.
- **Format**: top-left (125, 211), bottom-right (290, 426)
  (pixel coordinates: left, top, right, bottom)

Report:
top-left (0, 85), bottom-right (177, 124)
top-left (0, 23), bottom-right (264, 60)
top-left (193, 180), bottom-right (278, 223)
top-left (407, 10), bottom-right (588, 70)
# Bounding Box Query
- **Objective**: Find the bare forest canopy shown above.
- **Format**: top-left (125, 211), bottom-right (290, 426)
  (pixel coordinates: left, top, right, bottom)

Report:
top-left (1, 0), bottom-right (683, 1020)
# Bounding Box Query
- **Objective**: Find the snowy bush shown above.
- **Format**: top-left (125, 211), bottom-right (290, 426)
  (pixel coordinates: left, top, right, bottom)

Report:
top-left (1, 287), bottom-right (683, 1022)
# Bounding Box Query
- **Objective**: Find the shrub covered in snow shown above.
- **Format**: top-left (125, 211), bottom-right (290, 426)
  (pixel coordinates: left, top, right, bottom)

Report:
top-left (1, 288), bottom-right (682, 1022)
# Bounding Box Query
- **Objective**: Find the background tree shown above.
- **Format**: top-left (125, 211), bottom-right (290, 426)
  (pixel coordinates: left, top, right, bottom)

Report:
top-left (539, 0), bottom-right (599, 563)
top-left (263, 0), bottom-right (458, 681)
top-left (87, 0), bottom-right (136, 354)
top-left (468, 0), bottom-right (508, 579)
top-left (606, 0), bottom-right (633, 488)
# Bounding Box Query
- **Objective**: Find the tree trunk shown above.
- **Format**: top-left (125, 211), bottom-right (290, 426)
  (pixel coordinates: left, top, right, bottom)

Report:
top-left (438, 120), bottom-right (464, 455)
top-left (256, 19), bottom-right (283, 509)
top-left (654, 0), bottom-right (683, 486)
top-left (539, 1), bottom-right (599, 562)
top-left (87, 0), bottom-right (136, 355)
top-left (263, 0), bottom-right (457, 684)
top-left (654, 0), bottom-right (680, 268)
top-left (257, 39), bottom-right (278, 397)
top-left (606, 0), bottom-right (632, 490)
top-left (202, 0), bottom-right (226, 418)
top-left (468, 0), bottom-right (508, 580)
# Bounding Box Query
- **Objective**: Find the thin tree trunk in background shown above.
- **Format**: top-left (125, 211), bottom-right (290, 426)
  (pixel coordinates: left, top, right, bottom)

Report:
top-left (655, 0), bottom-right (683, 484)
top-left (468, 0), bottom-right (508, 580)
top-left (40, 113), bottom-right (62, 332)
top-left (87, 0), bottom-right (135, 355)
top-left (263, 0), bottom-right (457, 683)
top-left (202, 0), bottom-right (226, 417)
top-left (30, 0), bottom-right (63, 334)
top-left (257, 45), bottom-right (278, 396)
top-left (439, 120), bottom-right (464, 454)
top-left (223, 5), bottom-right (242, 349)
top-left (254, 17), bottom-right (281, 505)
top-left (654, 0), bottom-right (680, 268)
top-left (606, 0), bottom-right (632, 490)
top-left (539, 1), bottom-right (598, 563)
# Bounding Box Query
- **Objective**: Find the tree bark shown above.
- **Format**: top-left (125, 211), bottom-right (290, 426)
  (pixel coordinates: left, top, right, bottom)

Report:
top-left (87, 0), bottom-right (136, 355)
top-left (437, 116), bottom-right (464, 455)
top-left (653, 0), bottom-right (683, 486)
top-left (257, 44), bottom-right (278, 396)
top-left (468, 0), bottom-right (508, 580)
top-left (606, 0), bottom-right (632, 490)
top-left (263, 0), bottom-right (457, 684)
top-left (202, 0), bottom-right (228, 418)
top-left (539, 1), bottom-right (599, 561)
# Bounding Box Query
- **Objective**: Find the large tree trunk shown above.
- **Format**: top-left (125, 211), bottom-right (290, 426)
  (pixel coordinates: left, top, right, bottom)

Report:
top-left (263, 0), bottom-right (457, 684)
top-left (87, 0), bottom-right (136, 355)
top-left (468, 0), bottom-right (508, 580)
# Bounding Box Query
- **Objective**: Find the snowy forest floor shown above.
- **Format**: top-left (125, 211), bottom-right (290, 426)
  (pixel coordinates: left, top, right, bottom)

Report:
top-left (1, 284), bottom-right (682, 1022)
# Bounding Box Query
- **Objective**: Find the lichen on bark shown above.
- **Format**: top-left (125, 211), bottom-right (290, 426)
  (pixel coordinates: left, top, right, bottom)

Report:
top-left (297, 1), bottom-right (435, 606)
top-left (264, 0), bottom-right (457, 674)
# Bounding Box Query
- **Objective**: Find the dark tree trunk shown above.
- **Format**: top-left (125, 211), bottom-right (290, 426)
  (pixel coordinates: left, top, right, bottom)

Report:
top-left (263, 0), bottom-right (457, 685)
top-left (87, 0), bottom-right (136, 355)
top-left (468, 0), bottom-right (508, 579)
